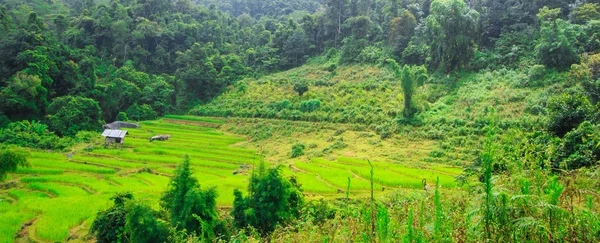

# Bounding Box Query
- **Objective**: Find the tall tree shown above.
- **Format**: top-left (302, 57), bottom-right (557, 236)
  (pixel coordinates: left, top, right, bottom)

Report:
top-left (387, 59), bottom-right (428, 118)
top-left (388, 10), bottom-right (416, 59)
top-left (325, 0), bottom-right (348, 48)
top-left (535, 7), bottom-right (580, 70)
top-left (426, 0), bottom-right (479, 72)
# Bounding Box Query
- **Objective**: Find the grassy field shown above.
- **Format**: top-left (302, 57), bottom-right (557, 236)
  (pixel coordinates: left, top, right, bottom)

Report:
top-left (0, 116), bottom-right (463, 242)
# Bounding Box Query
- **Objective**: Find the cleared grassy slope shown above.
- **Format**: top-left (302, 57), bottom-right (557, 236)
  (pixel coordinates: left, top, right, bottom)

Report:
top-left (192, 57), bottom-right (549, 166)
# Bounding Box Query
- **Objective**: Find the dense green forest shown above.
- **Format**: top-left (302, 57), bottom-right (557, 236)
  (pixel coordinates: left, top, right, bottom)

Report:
top-left (1, 0), bottom-right (600, 242)
top-left (1, 0), bottom-right (600, 130)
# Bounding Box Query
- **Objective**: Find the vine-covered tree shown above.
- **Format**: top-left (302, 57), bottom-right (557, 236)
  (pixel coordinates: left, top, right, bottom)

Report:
top-left (387, 59), bottom-right (428, 118)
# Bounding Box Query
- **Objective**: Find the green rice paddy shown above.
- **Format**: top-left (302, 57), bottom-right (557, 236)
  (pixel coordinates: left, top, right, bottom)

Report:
top-left (0, 116), bottom-right (463, 242)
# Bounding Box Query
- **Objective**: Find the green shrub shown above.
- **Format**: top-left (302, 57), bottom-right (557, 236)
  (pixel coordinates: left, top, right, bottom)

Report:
top-left (301, 199), bottom-right (336, 225)
top-left (0, 120), bottom-right (74, 150)
top-left (553, 121), bottom-right (600, 170)
top-left (293, 82), bottom-right (309, 96)
top-left (528, 65), bottom-right (547, 83)
top-left (358, 46), bottom-right (384, 63)
top-left (232, 164), bottom-right (303, 235)
top-left (535, 17), bottom-right (580, 71)
top-left (160, 155), bottom-right (220, 239)
top-left (125, 201), bottom-right (168, 243)
top-left (0, 148), bottom-right (29, 181)
top-left (291, 143), bottom-right (305, 158)
top-left (116, 112), bottom-right (128, 121)
top-left (46, 96), bottom-right (104, 136)
top-left (325, 62), bottom-right (338, 72)
top-left (299, 99), bottom-right (321, 113)
top-left (90, 192), bottom-right (134, 243)
top-left (126, 104), bottom-right (157, 121)
top-left (546, 93), bottom-right (596, 137)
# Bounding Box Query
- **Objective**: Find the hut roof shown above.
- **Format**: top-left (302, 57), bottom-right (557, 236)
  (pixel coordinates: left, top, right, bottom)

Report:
top-left (103, 121), bottom-right (139, 130)
top-left (101, 129), bottom-right (129, 138)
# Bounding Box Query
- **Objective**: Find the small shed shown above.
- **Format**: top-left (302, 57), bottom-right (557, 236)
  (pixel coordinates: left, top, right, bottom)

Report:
top-left (101, 129), bottom-right (129, 147)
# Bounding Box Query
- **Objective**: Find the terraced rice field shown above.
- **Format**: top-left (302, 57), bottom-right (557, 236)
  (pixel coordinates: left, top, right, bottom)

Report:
top-left (0, 116), bottom-right (463, 242)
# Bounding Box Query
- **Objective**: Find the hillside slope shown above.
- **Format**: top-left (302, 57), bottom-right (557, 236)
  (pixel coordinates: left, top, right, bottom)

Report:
top-left (192, 56), bottom-right (553, 166)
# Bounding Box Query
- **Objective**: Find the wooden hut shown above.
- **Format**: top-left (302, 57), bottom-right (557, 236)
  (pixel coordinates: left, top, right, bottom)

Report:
top-left (101, 129), bottom-right (128, 147)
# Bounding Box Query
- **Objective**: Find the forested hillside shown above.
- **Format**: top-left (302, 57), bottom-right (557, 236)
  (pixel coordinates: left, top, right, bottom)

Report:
top-left (1, 0), bottom-right (600, 242)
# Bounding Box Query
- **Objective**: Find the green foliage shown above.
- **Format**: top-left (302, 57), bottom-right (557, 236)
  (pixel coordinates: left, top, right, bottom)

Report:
top-left (358, 46), bottom-right (385, 63)
top-left (291, 143), bottom-right (305, 158)
top-left (553, 121), bottom-right (600, 170)
top-left (0, 148), bottom-right (29, 181)
top-left (528, 65), bottom-right (547, 82)
top-left (116, 112), bottom-right (128, 121)
top-left (481, 113), bottom-right (496, 241)
top-left (387, 59), bottom-right (428, 118)
top-left (299, 99), bottom-right (321, 112)
top-left (46, 96), bottom-right (103, 136)
top-left (301, 199), bottom-right (336, 225)
top-left (535, 9), bottom-right (581, 71)
top-left (125, 201), bottom-right (168, 243)
top-left (426, 0), bottom-right (479, 72)
top-left (232, 164), bottom-right (303, 235)
top-left (389, 10), bottom-right (417, 59)
top-left (570, 3), bottom-right (600, 24)
top-left (160, 155), bottom-right (220, 239)
top-left (0, 120), bottom-right (73, 150)
top-left (125, 104), bottom-right (157, 121)
top-left (546, 93), bottom-right (596, 137)
top-left (340, 16), bottom-right (372, 64)
top-left (293, 82), bottom-right (309, 96)
top-left (90, 192), bottom-right (134, 243)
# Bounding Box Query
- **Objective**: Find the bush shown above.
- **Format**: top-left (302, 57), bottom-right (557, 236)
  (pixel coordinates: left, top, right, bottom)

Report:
top-left (46, 96), bottom-right (104, 136)
top-left (528, 65), bottom-right (547, 83)
top-left (299, 99), bottom-right (321, 113)
top-left (125, 201), bottom-right (168, 243)
top-left (293, 82), bottom-right (309, 96)
top-left (160, 155), bottom-right (220, 239)
top-left (0, 120), bottom-right (74, 150)
top-left (126, 104), bottom-right (157, 121)
top-left (232, 164), bottom-right (303, 235)
top-left (0, 148), bottom-right (29, 181)
top-left (301, 199), bottom-right (336, 225)
top-left (90, 192), bottom-right (134, 243)
top-left (291, 143), bottom-right (305, 158)
top-left (553, 121), bottom-right (600, 170)
top-left (358, 46), bottom-right (384, 63)
top-left (546, 93), bottom-right (596, 137)
top-left (116, 112), bottom-right (128, 121)
top-left (535, 18), bottom-right (580, 71)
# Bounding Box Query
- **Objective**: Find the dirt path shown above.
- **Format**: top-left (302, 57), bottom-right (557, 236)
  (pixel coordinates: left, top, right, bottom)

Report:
top-left (27, 189), bottom-right (57, 198)
top-left (289, 164), bottom-right (307, 173)
top-left (6, 194), bottom-right (18, 205)
top-left (349, 170), bottom-right (370, 182)
top-left (69, 160), bottom-right (122, 173)
top-left (315, 174), bottom-right (344, 193)
top-left (53, 182), bottom-right (96, 194)
top-left (66, 220), bottom-right (87, 242)
top-left (15, 217), bottom-right (37, 241)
